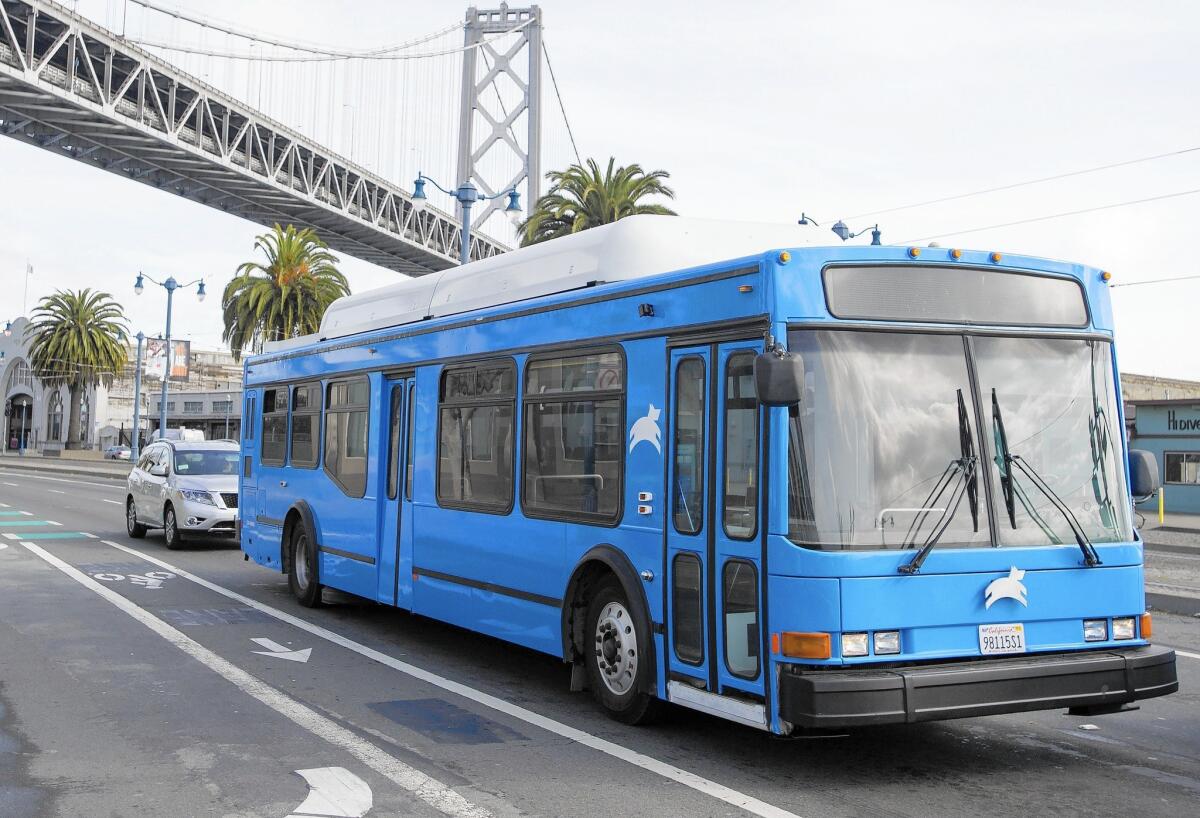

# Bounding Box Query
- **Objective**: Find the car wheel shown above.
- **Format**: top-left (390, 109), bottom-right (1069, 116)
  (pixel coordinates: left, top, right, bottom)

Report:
top-left (583, 576), bottom-right (660, 725)
top-left (288, 524), bottom-right (323, 608)
top-left (126, 497), bottom-right (147, 539)
top-left (163, 504), bottom-right (185, 550)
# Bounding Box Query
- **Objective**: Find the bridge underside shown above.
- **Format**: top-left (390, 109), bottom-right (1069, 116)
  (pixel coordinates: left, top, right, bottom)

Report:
top-left (0, 0), bottom-right (510, 275)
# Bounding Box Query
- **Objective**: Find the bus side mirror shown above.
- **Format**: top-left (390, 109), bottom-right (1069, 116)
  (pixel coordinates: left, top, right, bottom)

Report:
top-left (1129, 449), bottom-right (1160, 497)
top-left (754, 351), bottom-right (804, 407)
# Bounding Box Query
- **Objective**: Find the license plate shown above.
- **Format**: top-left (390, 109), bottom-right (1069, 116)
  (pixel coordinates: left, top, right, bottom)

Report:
top-left (978, 623), bottom-right (1026, 655)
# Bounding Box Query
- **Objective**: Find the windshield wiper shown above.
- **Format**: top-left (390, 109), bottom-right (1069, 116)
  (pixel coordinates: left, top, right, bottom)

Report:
top-left (898, 390), bottom-right (979, 575)
top-left (991, 389), bottom-right (1103, 567)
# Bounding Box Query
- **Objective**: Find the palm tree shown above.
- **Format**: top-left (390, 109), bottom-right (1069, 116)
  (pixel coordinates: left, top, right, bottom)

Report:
top-left (223, 224), bottom-right (351, 360)
top-left (519, 157), bottom-right (676, 246)
top-left (25, 289), bottom-right (128, 449)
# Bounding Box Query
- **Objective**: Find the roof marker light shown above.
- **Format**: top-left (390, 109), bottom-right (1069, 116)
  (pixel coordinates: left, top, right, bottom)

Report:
top-left (778, 251), bottom-right (791, 264)
top-left (950, 249), bottom-right (963, 260)
top-left (1101, 271), bottom-right (1113, 283)
top-left (990, 252), bottom-right (1003, 263)
top-left (908, 247), bottom-right (921, 258)
top-left (737, 285), bottom-right (754, 293)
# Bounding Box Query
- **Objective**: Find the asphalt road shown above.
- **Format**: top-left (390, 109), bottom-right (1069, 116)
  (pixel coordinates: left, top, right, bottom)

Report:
top-left (1, 466), bottom-right (1198, 818)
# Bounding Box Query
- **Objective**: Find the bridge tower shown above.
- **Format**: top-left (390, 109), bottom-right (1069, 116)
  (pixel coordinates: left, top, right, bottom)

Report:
top-left (456, 5), bottom-right (542, 233)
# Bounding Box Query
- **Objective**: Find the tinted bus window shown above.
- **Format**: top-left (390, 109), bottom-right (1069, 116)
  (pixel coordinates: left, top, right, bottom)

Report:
top-left (324, 378), bottom-right (369, 497)
top-left (723, 352), bottom-right (758, 539)
top-left (261, 388), bottom-right (287, 465)
top-left (405, 387), bottom-right (416, 500)
top-left (673, 357), bottom-right (705, 535)
top-left (672, 553), bottom-right (703, 664)
top-left (723, 560), bottom-right (759, 679)
top-left (290, 383), bottom-right (320, 468)
top-left (437, 361), bottom-right (515, 511)
top-left (523, 349), bottom-right (623, 523)
top-left (387, 386), bottom-right (403, 501)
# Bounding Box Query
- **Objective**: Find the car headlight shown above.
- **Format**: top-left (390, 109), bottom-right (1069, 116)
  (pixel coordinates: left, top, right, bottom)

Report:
top-left (180, 489), bottom-right (216, 506)
top-left (841, 632), bottom-right (869, 657)
top-left (1112, 617), bottom-right (1136, 640)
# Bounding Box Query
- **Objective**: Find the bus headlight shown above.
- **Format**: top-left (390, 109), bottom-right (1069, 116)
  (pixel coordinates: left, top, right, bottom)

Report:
top-left (841, 632), bottom-right (869, 657)
top-left (1112, 617), bottom-right (1136, 640)
top-left (1083, 619), bottom-right (1108, 642)
top-left (873, 630), bottom-right (901, 655)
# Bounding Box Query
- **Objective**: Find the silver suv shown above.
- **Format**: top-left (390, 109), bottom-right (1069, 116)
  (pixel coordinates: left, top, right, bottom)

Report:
top-left (126, 439), bottom-right (240, 549)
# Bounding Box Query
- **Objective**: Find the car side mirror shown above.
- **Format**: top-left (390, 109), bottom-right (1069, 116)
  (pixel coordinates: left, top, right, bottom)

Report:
top-left (1129, 449), bottom-right (1160, 497)
top-left (149, 464), bottom-right (168, 477)
top-left (754, 350), bottom-right (804, 407)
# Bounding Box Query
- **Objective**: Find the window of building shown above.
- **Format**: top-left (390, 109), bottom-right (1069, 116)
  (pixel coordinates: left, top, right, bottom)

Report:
top-left (261, 388), bottom-right (287, 466)
top-left (47, 391), bottom-right (63, 442)
top-left (290, 383), bottom-right (321, 468)
top-left (212, 400), bottom-right (233, 413)
top-left (184, 401), bottom-right (203, 414)
top-left (5, 359), bottom-right (33, 393)
top-left (157, 401), bottom-right (176, 412)
top-left (722, 352), bottom-right (759, 539)
top-left (324, 378), bottom-right (369, 497)
top-left (523, 349), bottom-right (624, 523)
top-left (438, 361), bottom-right (515, 511)
top-left (1165, 452), bottom-right (1200, 485)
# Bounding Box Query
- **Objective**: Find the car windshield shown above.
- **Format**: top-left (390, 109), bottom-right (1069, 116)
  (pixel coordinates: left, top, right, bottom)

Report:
top-left (174, 450), bottom-right (239, 476)
top-left (785, 329), bottom-right (1133, 551)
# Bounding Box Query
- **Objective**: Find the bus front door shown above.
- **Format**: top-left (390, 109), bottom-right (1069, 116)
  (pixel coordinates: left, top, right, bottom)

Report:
top-left (666, 341), bottom-right (766, 706)
top-left (378, 376), bottom-right (416, 609)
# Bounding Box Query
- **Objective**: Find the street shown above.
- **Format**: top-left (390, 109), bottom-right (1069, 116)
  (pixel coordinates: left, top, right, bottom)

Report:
top-left (0, 466), bottom-right (1197, 818)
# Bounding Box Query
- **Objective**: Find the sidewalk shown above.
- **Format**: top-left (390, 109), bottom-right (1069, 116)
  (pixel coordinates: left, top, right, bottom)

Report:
top-left (1138, 512), bottom-right (1200, 618)
top-left (0, 452), bottom-right (131, 481)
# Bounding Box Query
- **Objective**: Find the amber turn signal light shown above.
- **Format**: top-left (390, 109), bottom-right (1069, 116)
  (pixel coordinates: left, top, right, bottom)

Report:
top-left (1140, 612), bottom-right (1153, 639)
top-left (780, 631), bottom-right (832, 659)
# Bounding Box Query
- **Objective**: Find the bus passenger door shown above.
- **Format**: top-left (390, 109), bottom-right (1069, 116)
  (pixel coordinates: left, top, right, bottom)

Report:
top-left (666, 341), bottom-right (766, 703)
top-left (378, 376), bottom-right (416, 609)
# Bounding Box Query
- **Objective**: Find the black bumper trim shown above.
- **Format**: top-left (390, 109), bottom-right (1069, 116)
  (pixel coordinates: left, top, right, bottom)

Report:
top-left (779, 645), bottom-right (1178, 729)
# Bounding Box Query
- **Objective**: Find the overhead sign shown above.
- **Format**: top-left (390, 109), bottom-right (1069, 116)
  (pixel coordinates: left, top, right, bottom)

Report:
top-left (144, 339), bottom-right (191, 382)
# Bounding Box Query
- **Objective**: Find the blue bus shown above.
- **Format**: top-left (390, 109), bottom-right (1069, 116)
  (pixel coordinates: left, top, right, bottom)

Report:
top-left (239, 216), bottom-right (1178, 732)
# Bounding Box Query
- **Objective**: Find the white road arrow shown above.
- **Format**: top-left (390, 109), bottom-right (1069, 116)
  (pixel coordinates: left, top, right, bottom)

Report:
top-left (286, 767), bottom-right (372, 818)
top-left (250, 637), bottom-right (312, 663)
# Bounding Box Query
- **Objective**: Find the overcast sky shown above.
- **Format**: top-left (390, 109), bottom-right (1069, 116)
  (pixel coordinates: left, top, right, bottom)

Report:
top-left (2, 0), bottom-right (1198, 377)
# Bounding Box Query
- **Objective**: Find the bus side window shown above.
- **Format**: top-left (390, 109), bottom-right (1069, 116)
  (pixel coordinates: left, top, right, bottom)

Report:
top-left (436, 360), bottom-right (515, 511)
top-left (522, 348), bottom-right (624, 523)
top-left (404, 386), bottom-right (416, 500)
top-left (673, 357), bottom-right (706, 535)
top-left (290, 383), bottom-right (321, 469)
top-left (246, 395), bottom-right (256, 441)
top-left (261, 388), bottom-right (287, 466)
top-left (722, 352), bottom-right (759, 539)
top-left (324, 378), bottom-right (370, 497)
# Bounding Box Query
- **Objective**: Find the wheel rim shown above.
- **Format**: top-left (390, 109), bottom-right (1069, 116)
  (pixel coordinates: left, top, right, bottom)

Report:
top-left (165, 509), bottom-right (176, 542)
top-left (594, 600), bottom-right (638, 696)
top-left (126, 501), bottom-right (137, 531)
top-left (295, 533), bottom-right (310, 588)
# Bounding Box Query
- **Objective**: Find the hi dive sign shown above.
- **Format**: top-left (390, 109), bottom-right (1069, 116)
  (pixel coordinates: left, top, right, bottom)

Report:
top-left (144, 339), bottom-right (191, 382)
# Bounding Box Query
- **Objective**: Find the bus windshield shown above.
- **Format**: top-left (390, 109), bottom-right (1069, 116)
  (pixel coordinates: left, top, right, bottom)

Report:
top-left (786, 329), bottom-right (1133, 551)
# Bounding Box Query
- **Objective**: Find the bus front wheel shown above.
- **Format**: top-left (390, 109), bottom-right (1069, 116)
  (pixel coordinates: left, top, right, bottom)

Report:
top-left (584, 576), bottom-right (658, 725)
top-left (288, 525), bottom-right (324, 608)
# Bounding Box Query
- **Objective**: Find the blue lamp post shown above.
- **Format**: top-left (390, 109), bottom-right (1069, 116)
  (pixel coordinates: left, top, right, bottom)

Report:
top-left (830, 220), bottom-right (883, 246)
top-left (410, 174), bottom-right (522, 264)
top-left (134, 272), bottom-right (206, 439)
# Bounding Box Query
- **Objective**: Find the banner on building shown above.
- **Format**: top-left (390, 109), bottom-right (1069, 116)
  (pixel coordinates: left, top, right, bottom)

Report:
top-left (144, 339), bottom-right (191, 382)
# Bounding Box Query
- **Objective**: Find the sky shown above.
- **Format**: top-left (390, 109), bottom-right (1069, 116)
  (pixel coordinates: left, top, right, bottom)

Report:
top-left (2, 0), bottom-right (1198, 377)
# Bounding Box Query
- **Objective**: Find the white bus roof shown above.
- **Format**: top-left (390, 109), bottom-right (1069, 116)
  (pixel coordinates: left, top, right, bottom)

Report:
top-left (265, 216), bottom-right (814, 351)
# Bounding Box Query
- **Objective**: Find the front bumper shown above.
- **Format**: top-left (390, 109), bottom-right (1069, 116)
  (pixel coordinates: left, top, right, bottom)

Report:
top-left (176, 497), bottom-right (238, 535)
top-left (779, 645), bottom-right (1178, 729)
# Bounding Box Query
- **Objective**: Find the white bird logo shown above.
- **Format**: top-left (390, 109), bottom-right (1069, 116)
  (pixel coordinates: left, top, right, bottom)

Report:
top-left (628, 404), bottom-right (662, 454)
top-left (984, 566), bottom-right (1028, 609)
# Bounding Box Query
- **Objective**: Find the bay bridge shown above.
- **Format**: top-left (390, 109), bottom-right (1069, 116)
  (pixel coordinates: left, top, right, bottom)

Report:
top-left (0, 0), bottom-right (578, 274)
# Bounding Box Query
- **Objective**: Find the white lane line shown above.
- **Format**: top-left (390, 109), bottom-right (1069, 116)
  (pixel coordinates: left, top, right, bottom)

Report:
top-left (102, 499), bottom-right (122, 505)
top-left (0, 470), bottom-right (126, 490)
top-left (48, 489), bottom-right (65, 494)
top-left (3, 482), bottom-right (17, 487)
top-left (99, 540), bottom-right (802, 818)
top-left (1175, 649), bottom-right (1200, 661)
top-left (20, 540), bottom-right (492, 818)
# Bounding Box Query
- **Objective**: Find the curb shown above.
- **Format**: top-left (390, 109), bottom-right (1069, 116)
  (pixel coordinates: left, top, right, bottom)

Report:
top-left (1147, 592), bottom-right (1200, 618)
top-left (0, 462), bottom-right (129, 482)
top-left (1143, 541), bottom-right (1200, 557)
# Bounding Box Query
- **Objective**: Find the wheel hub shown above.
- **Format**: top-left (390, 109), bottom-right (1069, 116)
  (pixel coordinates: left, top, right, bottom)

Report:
top-left (593, 601), bottom-right (637, 695)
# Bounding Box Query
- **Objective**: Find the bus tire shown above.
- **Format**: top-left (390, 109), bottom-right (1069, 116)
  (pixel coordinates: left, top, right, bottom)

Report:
top-left (584, 576), bottom-right (659, 725)
top-left (126, 497), bottom-right (147, 539)
top-left (288, 524), bottom-right (323, 608)
top-left (163, 504), bottom-right (185, 550)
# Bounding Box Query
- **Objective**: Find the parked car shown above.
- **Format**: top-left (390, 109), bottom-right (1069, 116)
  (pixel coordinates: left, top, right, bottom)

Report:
top-left (125, 439), bottom-right (239, 549)
top-left (104, 445), bottom-right (131, 460)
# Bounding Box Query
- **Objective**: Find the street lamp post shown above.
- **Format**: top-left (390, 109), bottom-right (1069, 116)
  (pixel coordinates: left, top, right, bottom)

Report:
top-left (224, 392), bottom-right (232, 439)
top-left (410, 174), bottom-right (522, 264)
top-left (134, 272), bottom-right (205, 440)
top-left (830, 220), bottom-right (883, 246)
top-left (131, 331), bottom-right (145, 462)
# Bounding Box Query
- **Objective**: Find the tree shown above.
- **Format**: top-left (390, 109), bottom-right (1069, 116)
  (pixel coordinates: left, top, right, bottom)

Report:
top-left (519, 157), bottom-right (676, 246)
top-left (25, 289), bottom-right (128, 449)
top-left (223, 224), bottom-right (350, 360)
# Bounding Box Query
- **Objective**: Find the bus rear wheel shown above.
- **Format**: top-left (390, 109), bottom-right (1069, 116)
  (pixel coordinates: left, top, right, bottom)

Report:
top-left (584, 577), bottom-right (658, 725)
top-left (288, 525), bottom-right (323, 608)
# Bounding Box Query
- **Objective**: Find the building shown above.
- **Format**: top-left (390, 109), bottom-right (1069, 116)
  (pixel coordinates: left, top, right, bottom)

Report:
top-left (1128, 399), bottom-right (1200, 514)
top-left (2, 315), bottom-right (242, 453)
top-left (1121, 372), bottom-right (1200, 402)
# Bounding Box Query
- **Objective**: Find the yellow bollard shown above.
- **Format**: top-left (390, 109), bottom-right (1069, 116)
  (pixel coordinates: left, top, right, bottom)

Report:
top-left (1158, 486), bottom-right (1165, 525)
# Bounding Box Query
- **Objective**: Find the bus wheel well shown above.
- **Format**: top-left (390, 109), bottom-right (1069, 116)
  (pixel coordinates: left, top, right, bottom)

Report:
top-left (281, 510), bottom-right (302, 574)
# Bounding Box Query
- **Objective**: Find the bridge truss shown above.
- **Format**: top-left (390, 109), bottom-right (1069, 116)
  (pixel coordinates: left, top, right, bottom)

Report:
top-left (0, 0), bottom-right (510, 275)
